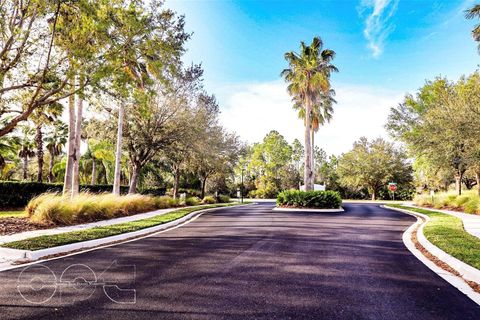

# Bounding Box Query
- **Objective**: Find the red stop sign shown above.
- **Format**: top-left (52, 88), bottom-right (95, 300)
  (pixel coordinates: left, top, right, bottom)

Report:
top-left (388, 184), bottom-right (397, 192)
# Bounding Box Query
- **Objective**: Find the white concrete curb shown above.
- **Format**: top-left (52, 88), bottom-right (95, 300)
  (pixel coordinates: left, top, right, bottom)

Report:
top-left (273, 207), bottom-right (344, 213)
top-left (383, 205), bottom-right (480, 305)
top-left (0, 204), bottom-right (252, 264)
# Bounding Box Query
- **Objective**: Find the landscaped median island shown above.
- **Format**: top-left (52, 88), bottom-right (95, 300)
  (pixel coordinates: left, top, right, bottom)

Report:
top-left (275, 190), bottom-right (342, 211)
top-left (0, 203), bottom-right (240, 251)
top-left (387, 204), bottom-right (480, 270)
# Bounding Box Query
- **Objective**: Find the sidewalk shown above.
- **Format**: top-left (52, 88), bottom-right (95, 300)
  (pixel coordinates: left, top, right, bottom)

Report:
top-left (405, 204), bottom-right (480, 239)
top-left (0, 207), bottom-right (179, 244)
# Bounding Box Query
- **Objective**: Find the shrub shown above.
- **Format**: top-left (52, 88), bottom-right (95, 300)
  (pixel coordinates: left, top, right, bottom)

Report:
top-left (464, 198), bottom-right (480, 214)
top-left (217, 194), bottom-right (230, 203)
top-left (202, 196), bottom-right (217, 204)
top-left (185, 197), bottom-right (201, 206)
top-left (414, 191), bottom-right (480, 214)
top-left (0, 181), bottom-right (129, 208)
top-left (154, 196), bottom-right (179, 209)
top-left (276, 190), bottom-right (342, 209)
top-left (27, 193), bottom-right (188, 225)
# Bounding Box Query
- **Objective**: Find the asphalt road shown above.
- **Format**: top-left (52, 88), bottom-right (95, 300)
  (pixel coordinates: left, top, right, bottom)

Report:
top-left (1, 203), bottom-right (479, 319)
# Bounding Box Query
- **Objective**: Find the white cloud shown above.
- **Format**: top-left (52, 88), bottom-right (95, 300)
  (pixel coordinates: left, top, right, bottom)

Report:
top-left (359, 0), bottom-right (399, 58)
top-left (218, 81), bottom-right (404, 156)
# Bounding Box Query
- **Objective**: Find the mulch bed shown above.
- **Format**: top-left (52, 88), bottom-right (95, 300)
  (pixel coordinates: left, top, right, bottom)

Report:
top-left (0, 217), bottom-right (54, 236)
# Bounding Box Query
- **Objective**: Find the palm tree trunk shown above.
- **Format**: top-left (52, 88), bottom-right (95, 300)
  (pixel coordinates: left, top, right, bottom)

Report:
top-left (311, 129), bottom-right (315, 186)
top-left (91, 157), bottom-right (96, 185)
top-left (48, 150), bottom-right (55, 183)
top-left (35, 125), bottom-right (44, 182)
top-left (72, 80), bottom-right (83, 197)
top-left (63, 73), bottom-right (76, 196)
top-left (113, 102), bottom-right (124, 196)
top-left (304, 98), bottom-right (313, 191)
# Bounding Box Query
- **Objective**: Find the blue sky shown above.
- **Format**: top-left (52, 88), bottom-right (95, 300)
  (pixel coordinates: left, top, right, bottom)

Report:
top-left (166, 0), bottom-right (479, 155)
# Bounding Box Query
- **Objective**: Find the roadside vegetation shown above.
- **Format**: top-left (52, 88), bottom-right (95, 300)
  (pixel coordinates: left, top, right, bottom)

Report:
top-left (1, 203), bottom-right (240, 251)
top-left (414, 191), bottom-right (480, 214)
top-left (388, 205), bottom-right (480, 270)
top-left (25, 193), bottom-right (229, 226)
top-left (276, 190), bottom-right (342, 209)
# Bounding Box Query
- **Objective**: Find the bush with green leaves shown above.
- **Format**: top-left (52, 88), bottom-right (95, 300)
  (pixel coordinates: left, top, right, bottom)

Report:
top-left (217, 194), bottom-right (230, 203)
top-left (276, 190), bottom-right (342, 209)
top-left (202, 196), bottom-right (217, 204)
top-left (185, 196), bottom-right (201, 206)
top-left (414, 191), bottom-right (480, 214)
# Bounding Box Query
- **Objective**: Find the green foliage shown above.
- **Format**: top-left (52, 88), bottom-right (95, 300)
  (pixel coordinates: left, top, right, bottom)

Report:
top-left (185, 197), bottom-right (201, 206)
top-left (276, 190), bottom-right (342, 209)
top-left (0, 181), bottom-right (131, 208)
top-left (337, 137), bottom-right (412, 200)
top-left (216, 194), bottom-right (230, 203)
top-left (414, 190), bottom-right (480, 214)
top-left (387, 73), bottom-right (480, 195)
top-left (202, 196), bottom-right (217, 204)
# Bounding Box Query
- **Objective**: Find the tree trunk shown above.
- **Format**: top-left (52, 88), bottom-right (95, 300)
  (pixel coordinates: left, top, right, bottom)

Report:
top-left (113, 102), bottom-right (124, 196)
top-left (35, 125), bottom-right (43, 182)
top-left (48, 151), bottom-right (55, 183)
top-left (454, 171), bottom-right (464, 196)
top-left (304, 97), bottom-right (313, 190)
top-left (201, 176), bottom-right (207, 199)
top-left (311, 129), bottom-right (315, 185)
top-left (476, 171), bottom-right (480, 196)
top-left (371, 188), bottom-right (376, 201)
top-left (72, 82), bottom-right (83, 197)
top-left (22, 154), bottom-right (28, 180)
top-left (63, 74), bottom-right (76, 196)
top-left (128, 164), bottom-right (140, 194)
top-left (173, 165), bottom-right (180, 199)
top-left (91, 158), bottom-right (96, 185)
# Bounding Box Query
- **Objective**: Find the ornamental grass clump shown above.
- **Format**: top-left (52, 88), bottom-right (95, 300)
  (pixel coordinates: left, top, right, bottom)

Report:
top-left (27, 193), bottom-right (180, 225)
top-left (276, 190), bottom-right (342, 209)
top-left (413, 190), bottom-right (480, 214)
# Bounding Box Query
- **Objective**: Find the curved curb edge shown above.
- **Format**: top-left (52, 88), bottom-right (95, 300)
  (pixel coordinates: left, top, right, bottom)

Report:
top-left (0, 203), bottom-right (253, 272)
top-left (382, 205), bottom-right (480, 305)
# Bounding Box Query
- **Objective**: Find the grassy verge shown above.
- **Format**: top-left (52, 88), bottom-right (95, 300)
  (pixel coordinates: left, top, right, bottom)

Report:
top-left (1, 203), bottom-right (242, 251)
top-left (387, 204), bottom-right (480, 270)
top-left (0, 210), bottom-right (26, 218)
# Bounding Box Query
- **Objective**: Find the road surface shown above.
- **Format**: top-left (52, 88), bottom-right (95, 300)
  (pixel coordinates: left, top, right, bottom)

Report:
top-left (0, 203), bottom-right (479, 319)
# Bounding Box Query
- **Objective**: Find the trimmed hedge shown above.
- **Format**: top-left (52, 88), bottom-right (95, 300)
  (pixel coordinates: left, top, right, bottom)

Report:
top-left (0, 181), bottom-right (130, 208)
top-left (276, 190), bottom-right (342, 209)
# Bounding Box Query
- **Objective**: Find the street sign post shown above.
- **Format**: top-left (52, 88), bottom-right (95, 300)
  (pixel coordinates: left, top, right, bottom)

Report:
top-left (388, 182), bottom-right (397, 201)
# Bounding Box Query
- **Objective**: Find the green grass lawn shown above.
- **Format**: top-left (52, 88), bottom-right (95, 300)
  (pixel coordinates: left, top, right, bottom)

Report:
top-left (0, 210), bottom-right (26, 218)
top-left (1, 203), bottom-right (241, 251)
top-left (388, 204), bottom-right (480, 270)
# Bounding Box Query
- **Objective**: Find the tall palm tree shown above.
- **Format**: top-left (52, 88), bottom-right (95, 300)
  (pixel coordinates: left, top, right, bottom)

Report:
top-left (45, 121), bottom-right (68, 183)
top-left (281, 36), bottom-right (338, 190)
top-left (295, 89), bottom-right (336, 181)
top-left (18, 126), bottom-right (36, 181)
top-left (31, 102), bottom-right (64, 182)
top-left (465, 4), bottom-right (480, 51)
